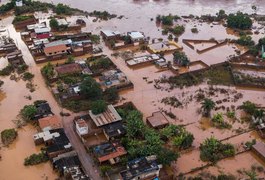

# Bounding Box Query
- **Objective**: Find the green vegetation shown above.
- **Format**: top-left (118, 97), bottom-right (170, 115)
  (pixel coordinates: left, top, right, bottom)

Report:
top-left (173, 51), bottom-right (190, 67)
top-left (49, 18), bottom-right (59, 30)
top-left (12, 15), bottom-right (34, 24)
top-left (200, 137), bottom-right (235, 162)
top-left (233, 70), bottom-right (265, 88)
top-left (91, 100), bottom-right (107, 115)
top-left (0, 0), bottom-right (16, 15)
top-left (17, 64), bottom-right (29, 74)
top-left (22, 72), bottom-right (34, 81)
top-left (227, 12), bottom-right (252, 30)
top-left (24, 151), bottom-right (49, 166)
top-left (1, 129), bottom-right (17, 146)
top-left (226, 111), bottom-right (236, 119)
top-left (55, 3), bottom-right (73, 15)
top-left (80, 76), bottom-right (102, 100)
top-left (89, 10), bottom-right (117, 20)
top-left (157, 63), bottom-right (233, 89)
top-left (99, 165), bottom-right (112, 176)
top-left (120, 109), bottom-right (179, 165)
top-left (236, 35), bottom-right (255, 46)
top-left (63, 99), bottom-right (91, 112)
top-left (191, 27), bottom-right (198, 33)
top-left (244, 139), bottom-right (256, 149)
top-left (89, 34), bottom-right (100, 44)
top-left (156, 14), bottom-right (180, 26)
top-left (0, 80), bottom-right (3, 88)
top-left (211, 113), bottom-right (231, 129)
top-left (104, 87), bottom-right (119, 102)
top-left (41, 63), bottom-right (55, 80)
top-left (0, 64), bottom-right (14, 76)
top-left (20, 105), bottom-right (37, 121)
top-left (201, 98), bottom-right (215, 117)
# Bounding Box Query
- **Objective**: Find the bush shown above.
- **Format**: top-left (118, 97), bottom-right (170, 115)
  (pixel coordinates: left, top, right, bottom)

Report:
top-left (236, 35), bottom-right (255, 46)
top-left (191, 27), bottom-right (198, 33)
top-left (156, 14), bottom-right (180, 26)
top-left (1, 129), bottom-right (17, 146)
top-left (104, 87), bottom-right (119, 102)
top-left (173, 51), bottom-right (190, 67)
top-left (20, 105), bottom-right (37, 121)
top-left (55, 3), bottom-right (73, 15)
top-left (91, 100), bottom-right (107, 115)
top-left (12, 15), bottom-right (34, 24)
top-left (24, 151), bottom-right (49, 166)
top-left (0, 64), bottom-right (14, 76)
top-left (22, 72), bottom-right (34, 81)
top-left (211, 113), bottom-right (231, 129)
top-left (227, 12), bottom-right (252, 30)
top-left (172, 25), bottom-right (185, 36)
top-left (80, 76), bottom-right (102, 100)
top-left (200, 137), bottom-right (235, 162)
top-left (41, 63), bottom-right (55, 79)
top-left (49, 18), bottom-right (59, 30)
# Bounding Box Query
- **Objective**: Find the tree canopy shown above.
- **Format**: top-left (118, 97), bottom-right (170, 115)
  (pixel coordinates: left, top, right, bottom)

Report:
top-left (173, 51), bottom-right (190, 67)
top-left (80, 76), bottom-right (102, 100)
top-left (227, 12), bottom-right (252, 30)
top-left (91, 100), bottom-right (107, 115)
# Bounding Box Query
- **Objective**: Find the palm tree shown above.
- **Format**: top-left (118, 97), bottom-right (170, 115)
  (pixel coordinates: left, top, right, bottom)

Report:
top-left (201, 98), bottom-right (215, 117)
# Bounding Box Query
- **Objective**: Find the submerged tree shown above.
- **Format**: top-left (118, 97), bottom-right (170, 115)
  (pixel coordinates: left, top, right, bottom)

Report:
top-left (201, 98), bottom-right (215, 117)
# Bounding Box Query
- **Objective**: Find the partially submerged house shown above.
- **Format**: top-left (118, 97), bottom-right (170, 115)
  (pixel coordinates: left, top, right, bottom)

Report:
top-left (101, 30), bottom-right (121, 41)
top-left (146, 111), bottom-right (169, 129)
top-left (93, 141), bottom-right (127, 164)
top-left (126, 54), bottom-right (162, 67)
top-left (89, 105), bottom-right (122, 127)
top-left (34, 101), bottom-right (53, 120)
top-left (55, 63), bottom-right (82, 75)
top-left (6, 50), bottom-right (25, 66)
top-left (252, 141), bottom-right (265, 162)
top-left (103, 121), bottom-right (126, 141)
top-left (120, 155), bottom-right (162, 180)
top-left (74, 118), bottom-right (89, 137)
top-left (44, 44), bottom-right (69, 57)
top-left (38, 115), bottom-right (63, 131)
top-left (148, 41), bottom-right (182, 54)
top-left (99, 69), bottom-right (132, 90)
top-left (127, 31), bottom-right (145, 43)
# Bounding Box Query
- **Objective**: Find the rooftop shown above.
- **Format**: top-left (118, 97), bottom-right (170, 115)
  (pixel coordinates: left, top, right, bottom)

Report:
top-left (101, 30), bottom-right (121, 37)
top-left (146, 111), bottom-right (169, 128)
top-left (128, 31), bottom-right (145, 40)
top-left (93, 141), bottom-right (127, 163)
top-left (44, 44), bottom-right (68, 54)
top-left (126, 54), bottom-right (161, 66)
top-left (34, 27), bottom-right (50, 34)
top-left (252, 141), bottom-right (265, 160)
top-left (55, 63), bottom-right (82, 75)
top-left (89, 105), bottom-right (122, 127)
top-left (38, 115), bottom-right (62, 131)
top-left (75, 118), bottom-right (88, 128)
top-left (120, 155), bottom-right (160, 180)
top-left (103, 121), bottom-right (126, 139)
top-left (45, 39), bottom-right (72, 47)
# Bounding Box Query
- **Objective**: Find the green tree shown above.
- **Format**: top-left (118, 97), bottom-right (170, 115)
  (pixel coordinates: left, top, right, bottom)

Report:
top-left (91, 100), bottom-right (107, 115)
top-left (49, 18), bottom-right (59, 30)
top-left (55, 3), bottom-right (72, 15)
top-left (160, 124), bottom-right (178, 139)
top-left (173, 51), bottom-right (190, 67)
top-left (227, 12), bottom-right (252, 30)
top-left (201, 98), bottom-right (215, 117)
top-left (236, 35), bottom-right (255, 46)
top-left (104, 87), bottom-right (119, 102)
top-left (20, 105), bottom-right (37, 121)
top-left (80, 76), bottom-right (102, 100)
top-left (157, 148), bottom-right (179, 166)
top-left (125, 110), bottom-right (144, 138)
top-left (65, 55), bottom-right (74, 64)
top-left (241, 101), bottom-right (257, 115)
top-left (41, 62), bottom-right (55, 79)
top-left (172, 131), bottom-right (194, 150)
top-left (258, 37), bottom-right (265, 47)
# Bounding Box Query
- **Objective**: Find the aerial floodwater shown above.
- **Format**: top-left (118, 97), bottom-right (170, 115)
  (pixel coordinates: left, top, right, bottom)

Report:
top-left (1, 0), bottom-right (265, 180)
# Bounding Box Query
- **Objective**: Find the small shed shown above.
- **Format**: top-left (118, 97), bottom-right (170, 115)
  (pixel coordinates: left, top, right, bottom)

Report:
top-left (146, 111), bottom-right (169, 129)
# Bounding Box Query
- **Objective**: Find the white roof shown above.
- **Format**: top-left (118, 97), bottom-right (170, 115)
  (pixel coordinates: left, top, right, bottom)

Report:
top-left (101, 30), bottom-right (120, 37)
top-left (57, 18), bottom-right (69, 26)
top-left (128, 31), bottom-right (144, 40)
top-left (73, 86), bottom-right (80, 94)
top-left (34, 27), bottom-right (50, 34)
top-left (27, 23), bottom-right (46, 30)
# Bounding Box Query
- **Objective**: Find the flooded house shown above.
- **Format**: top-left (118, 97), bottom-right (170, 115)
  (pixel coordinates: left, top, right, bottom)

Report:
top-left (147, 41), bottom-right (182, 54)
top-left (38, 115), bottom-right (63, 131)
top-left (146, 111), bottom-right (169, 129)
top-left (6, 49), bottom-right (25, 66)
top-left (74, 118), bottom-right (89, 138)
top-left (251, 141), bottom-right (265, 162)
top-left (92, 141), bottom-right (127, 164)
top-left (126, 54), bottom-right (163, 67)
top-left (103, 121), bottom-right (126, 141)
top-left (55, 63), bottom-right (83, 76)
top-left (120, 155), bottom-right (162, 180)
top-left (99, 69), bottom-right (132, 90)
top-left (0, 43), bottom-right (18, 55)
top-left (89, 104), bottom-right (122, 127)
top-left (101, 30), bottom-right (121, 41)
top-left (127, 31), bottom-right (145, 44)
top-left (34, 101), bottom-right (53, 120)
top-left (52, 151), bottom-right (88, 179)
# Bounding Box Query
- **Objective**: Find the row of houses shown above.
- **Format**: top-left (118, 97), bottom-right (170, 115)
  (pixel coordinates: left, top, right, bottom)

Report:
top-left (72, 103), bottom-right (165, 180)
top-left (31, 101), bottom-right (89, 179)
top-left (0, 38), bottom-right (25, 67)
